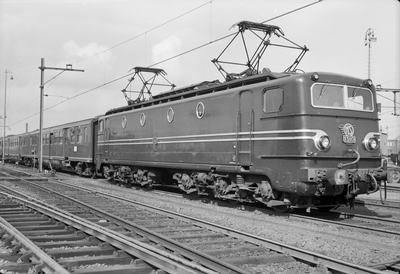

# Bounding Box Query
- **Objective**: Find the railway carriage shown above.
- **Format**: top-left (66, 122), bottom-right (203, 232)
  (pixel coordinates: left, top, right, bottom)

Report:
top-left (1, 118), bottom-right (98, 175)
top-left (40, 118), bottom-right (98, 175)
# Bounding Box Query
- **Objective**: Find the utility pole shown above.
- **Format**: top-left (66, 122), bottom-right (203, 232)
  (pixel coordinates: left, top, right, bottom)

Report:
top-left (364, 28), bottom-right (377, 79)
top-left (376, 85), bottom-right (400, 116)
top-left (38, 58), bottom-right (84, 172)
top-left (3, 69), bottom-right (13, 165)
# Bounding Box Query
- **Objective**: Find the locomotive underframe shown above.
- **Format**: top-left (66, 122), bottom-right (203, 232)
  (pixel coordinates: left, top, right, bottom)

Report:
top-left (98, 160), bottom-right (386, 212)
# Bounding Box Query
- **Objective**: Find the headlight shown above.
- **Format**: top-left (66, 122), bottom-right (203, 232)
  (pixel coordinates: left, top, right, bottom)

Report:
top-left (368, 138), bottom-right (378, 150)
top-left (363, 132), bottom-right (380, 152)
top-left (364, 79), bottom-right (373, 87)
top-left (317, 135), bottom-right (331, 150)
top-left (311, 72), bottom-right (319, 81)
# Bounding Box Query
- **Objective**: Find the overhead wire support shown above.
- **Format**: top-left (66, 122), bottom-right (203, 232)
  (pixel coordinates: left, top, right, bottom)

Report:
top-left (376, 85), bottom-right (400, 116)
top-left (38, 58), bottom-right (84, 173)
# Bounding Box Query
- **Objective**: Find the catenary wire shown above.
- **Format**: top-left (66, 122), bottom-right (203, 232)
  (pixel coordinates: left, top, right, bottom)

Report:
top-left (11, 0), bottom-right (324, 128)
top-left (73, 0), bottom-right (213, 65)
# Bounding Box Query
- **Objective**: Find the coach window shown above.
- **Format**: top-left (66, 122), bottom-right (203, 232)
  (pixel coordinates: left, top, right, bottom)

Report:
top-left (66, 129), bottom-right (70, 143)
top-left (263, 87), bottom-right (283, 113)
top-left (84, 127), bottom-right (88, 143)
top-left (78, 128), bottom-right (82, 143)
top-left (60, 131), bottom-right (63, 144)
top-left (71, 130), bottom-right (76, 143)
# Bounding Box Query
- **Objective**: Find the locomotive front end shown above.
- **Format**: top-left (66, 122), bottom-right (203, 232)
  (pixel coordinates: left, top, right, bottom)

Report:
top-left (296, 73), bottom-right (387, 209)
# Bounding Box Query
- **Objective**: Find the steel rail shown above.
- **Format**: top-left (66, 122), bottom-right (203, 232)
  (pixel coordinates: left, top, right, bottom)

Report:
top-left (0, 216), bottom-right (70, 274)
top-left (291, 212), bottom-right (400, 236)
top-left (0, 192), bottom-right (218, 274)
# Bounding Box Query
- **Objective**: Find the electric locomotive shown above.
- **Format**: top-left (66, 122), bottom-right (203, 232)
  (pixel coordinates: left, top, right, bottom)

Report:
top-left (95, 22), bottom-right (387, 212)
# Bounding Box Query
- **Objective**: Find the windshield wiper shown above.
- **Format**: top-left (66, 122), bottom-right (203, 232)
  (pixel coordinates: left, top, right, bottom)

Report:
top-left (318, 81), bottom-right (331, 99)
top-left (350, 86), bottom-right (358, 99)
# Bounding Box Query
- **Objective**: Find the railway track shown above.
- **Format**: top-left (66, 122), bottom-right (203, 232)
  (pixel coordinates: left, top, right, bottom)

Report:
top-left (2, 165), bottom-right (400, 237)
top-left (152, 187), bottom-right (400, 237)
top-left (0, 167), bottom-right (394, 274)
top-left (386, 185), bottom-right (400, 193)
top-left (0, 195), bottom-right (214, 274)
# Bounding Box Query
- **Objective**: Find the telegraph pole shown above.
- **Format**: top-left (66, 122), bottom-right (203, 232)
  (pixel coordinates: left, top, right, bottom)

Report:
top-left (38, 58), bottom-right (84, 172)
top-left (3, 69), bottom-right (13, 165)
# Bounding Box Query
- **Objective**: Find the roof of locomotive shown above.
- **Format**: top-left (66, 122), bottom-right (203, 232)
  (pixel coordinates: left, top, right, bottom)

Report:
top-left (105, 70), bottom-right (291, 115)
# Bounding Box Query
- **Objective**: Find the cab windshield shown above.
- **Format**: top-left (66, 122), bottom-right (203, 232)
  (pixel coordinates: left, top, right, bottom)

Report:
top-left (311, 83), bottom-right (373, 112)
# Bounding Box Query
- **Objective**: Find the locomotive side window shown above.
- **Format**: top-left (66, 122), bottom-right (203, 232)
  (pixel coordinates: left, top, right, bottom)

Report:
top-left (311, 83), bottom-right (373, 112)
top-left (167, 108), bottom-right (174, 123)
top-left (121, 116), bottom-right (127, 128)
top-left (196, 102), bottom-right (205, 119)
top-left (140, 113), bottom-right (146, 126)
top-left (99, 120), bottom-right (104, 133)
top-left (263, 87), bottom-right (283, 113)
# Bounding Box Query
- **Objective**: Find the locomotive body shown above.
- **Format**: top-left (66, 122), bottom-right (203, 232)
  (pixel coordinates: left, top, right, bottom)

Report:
top-left (97, 71), bottom-right (386, 210)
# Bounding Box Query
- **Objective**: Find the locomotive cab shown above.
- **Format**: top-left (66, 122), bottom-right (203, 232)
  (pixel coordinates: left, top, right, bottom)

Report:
top-left (265, 72), bottom-right (387, 211)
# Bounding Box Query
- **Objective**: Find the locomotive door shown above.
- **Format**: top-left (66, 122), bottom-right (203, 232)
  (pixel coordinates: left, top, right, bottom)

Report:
top-left (97, 118), bottom-right (109, 163)
top-left (238, 90), bottom-right (254, 166)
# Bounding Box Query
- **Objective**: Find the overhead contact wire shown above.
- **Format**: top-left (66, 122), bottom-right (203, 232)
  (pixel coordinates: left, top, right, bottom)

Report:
top-left (13, 0), bottom-right (324, 126)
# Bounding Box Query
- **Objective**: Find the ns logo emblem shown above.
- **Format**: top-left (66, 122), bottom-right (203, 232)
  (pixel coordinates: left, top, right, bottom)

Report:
top-left (338, 123), bottom-right (356, 145)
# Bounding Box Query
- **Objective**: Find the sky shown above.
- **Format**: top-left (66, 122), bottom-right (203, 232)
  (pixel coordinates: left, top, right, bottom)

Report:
top-left (0, 0), bottom-right (399, 139)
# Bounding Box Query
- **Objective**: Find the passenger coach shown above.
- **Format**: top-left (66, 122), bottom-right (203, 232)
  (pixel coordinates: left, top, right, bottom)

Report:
top-left (1, 118), bottom-right (98, 176)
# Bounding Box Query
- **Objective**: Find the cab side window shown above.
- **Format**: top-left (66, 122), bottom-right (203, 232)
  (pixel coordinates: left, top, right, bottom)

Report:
top-left (263, 87), bottom-right (283, 113)
top-left (99, 120), bottom-right (104, 133)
